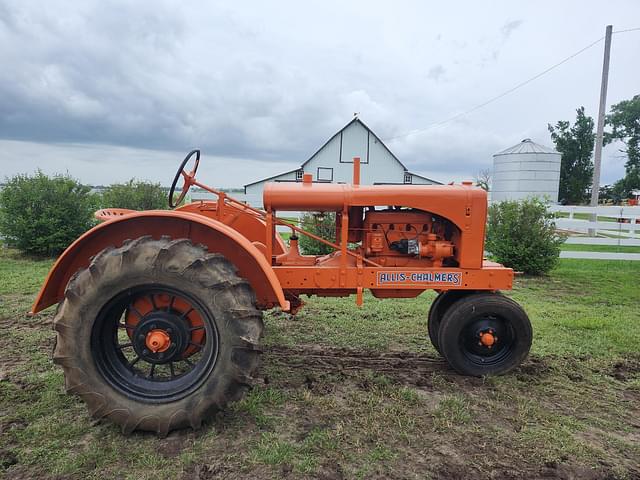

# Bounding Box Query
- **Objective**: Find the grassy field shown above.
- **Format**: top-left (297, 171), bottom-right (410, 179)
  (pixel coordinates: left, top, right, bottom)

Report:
top-left (560, 243), bottom-right (640, 253)
top-left (1, 248), bottom-right (639, 479)
top-left (556, 212), bottom-right (618, 222)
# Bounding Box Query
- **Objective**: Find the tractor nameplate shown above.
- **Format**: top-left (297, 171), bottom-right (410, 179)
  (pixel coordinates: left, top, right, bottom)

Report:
top-left (376, 271), bottom-right (462, 287)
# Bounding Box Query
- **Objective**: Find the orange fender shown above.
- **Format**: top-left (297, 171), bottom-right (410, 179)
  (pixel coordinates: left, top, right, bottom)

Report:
top-left (31, 210), bottom-right (289, 314)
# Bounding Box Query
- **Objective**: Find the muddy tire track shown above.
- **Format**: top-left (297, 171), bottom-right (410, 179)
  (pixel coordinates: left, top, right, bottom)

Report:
top-left (0, 314), bottom-right (52, 330)
top-left (265, 344), bottom-right (449, 386)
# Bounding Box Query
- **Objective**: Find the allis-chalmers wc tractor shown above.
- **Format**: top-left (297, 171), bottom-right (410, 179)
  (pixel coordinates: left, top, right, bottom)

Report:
top-left (32, 150), bottom-right (532, 435)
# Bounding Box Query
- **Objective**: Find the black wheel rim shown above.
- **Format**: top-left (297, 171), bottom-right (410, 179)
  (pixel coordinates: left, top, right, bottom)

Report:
top-left (91, 285), bottom-right (219, 403)
top-left (459, 314), bottom-right (515, 366)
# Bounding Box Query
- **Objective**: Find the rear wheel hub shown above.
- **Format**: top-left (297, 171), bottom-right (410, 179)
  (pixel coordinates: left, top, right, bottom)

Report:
top-left (132, 312), bottom-right (190, 364)
top-left (91, 286), bottom-right (219, 402)
top-left (146, 329), bottom-right (171, 353)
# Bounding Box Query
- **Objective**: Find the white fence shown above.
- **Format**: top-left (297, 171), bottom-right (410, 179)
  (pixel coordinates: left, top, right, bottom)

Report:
top-left (549, 205), bottom-right (640, 240)
top-left (548, 205), bottom-right (640, 260)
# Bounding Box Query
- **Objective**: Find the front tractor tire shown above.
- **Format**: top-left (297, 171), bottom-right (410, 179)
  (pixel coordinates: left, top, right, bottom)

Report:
top-left (437, 292), bottom-right (532, 377)
top-left (53, 236), bottom-right (263, 436)
top-left (427, 290), bottom-right (469, 354)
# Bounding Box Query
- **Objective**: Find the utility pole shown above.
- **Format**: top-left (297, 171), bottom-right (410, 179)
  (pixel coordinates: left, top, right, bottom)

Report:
top-left (589, 25), bottom-right (612, 235)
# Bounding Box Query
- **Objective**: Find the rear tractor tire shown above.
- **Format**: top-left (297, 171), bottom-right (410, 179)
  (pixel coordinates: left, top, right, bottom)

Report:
top-left (53, 236), bottom-right (263, 436)
top-left (437, 292), bottom-right (532, 376)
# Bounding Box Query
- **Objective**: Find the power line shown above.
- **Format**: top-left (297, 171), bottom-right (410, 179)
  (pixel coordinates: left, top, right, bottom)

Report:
top-left (384, 28), bottom-right (640, 142)
top-left (613, 27), bottom-right (640, 34)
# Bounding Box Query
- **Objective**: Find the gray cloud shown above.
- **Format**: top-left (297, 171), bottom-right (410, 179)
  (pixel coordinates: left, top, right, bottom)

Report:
top-left (0, 1), bottom-right (639, 187)
top-left (501, 19), bottom-right (524, 41)
top-left (427, 65), bottom-right (446, 81)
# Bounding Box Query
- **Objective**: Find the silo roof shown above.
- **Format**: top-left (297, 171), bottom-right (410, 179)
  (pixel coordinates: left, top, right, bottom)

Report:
top-left (494, 138), bottom-right (558, 156)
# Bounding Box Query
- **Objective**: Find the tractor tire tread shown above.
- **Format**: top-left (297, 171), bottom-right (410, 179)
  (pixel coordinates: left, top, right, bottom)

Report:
top-left (428, 290), bottom-right (481, 354)
top-left (52, 236), bottom-right (263, 436)
top-left (437, 292), bottom-right (532, 377)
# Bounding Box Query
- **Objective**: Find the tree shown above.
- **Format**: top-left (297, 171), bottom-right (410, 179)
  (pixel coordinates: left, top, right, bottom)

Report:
top-left (548, 107), bottom-right (595, 204)
top-left (0, 171), bottom-right (97, 256)
top-left (605, 95), bottom-right (640, 198)
top-left (100, 179), bottom-right (167, 210)
top-left (298, 212), bottom-right (336, 255)
top-left (474, 168), bottom-right (492, 191)
top-left (598, 184), bottom-right (617, 204)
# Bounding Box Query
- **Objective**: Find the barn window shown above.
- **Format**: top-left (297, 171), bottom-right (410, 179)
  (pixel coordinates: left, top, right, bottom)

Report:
top-left (317, 167), bottom-right (333, 182)
top-left (296, 169), bottom-right (303, 181)
top-left (404, 172), bottom-right (412, 184)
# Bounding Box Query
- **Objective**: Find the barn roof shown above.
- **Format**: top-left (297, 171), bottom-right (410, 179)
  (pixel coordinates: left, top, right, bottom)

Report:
top-left (300, 117), bottom-right (408, 171)
top-left (409, 171), bottom-right (441, 184)
top-left (244, 168), bottom-right (298, 188)
top-left (244, 117), bottom-right (441, 188)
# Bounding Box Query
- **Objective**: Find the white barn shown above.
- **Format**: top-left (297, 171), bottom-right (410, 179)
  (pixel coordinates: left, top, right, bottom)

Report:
top-left (244, 118), bottom-right (440, 208)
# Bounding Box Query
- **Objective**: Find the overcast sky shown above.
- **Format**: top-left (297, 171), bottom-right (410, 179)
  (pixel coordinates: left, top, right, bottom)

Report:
top-left (1, 1), bottom-right (639, 188)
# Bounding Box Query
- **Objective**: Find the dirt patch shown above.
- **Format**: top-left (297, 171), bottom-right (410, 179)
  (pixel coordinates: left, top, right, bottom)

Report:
top-left (0, 419), bottom-right (28, 435)
top-left (0, 320), bottom-right (55, 380)
top-left (183, 463), bottom-right (231, 479)
top-left (0, 464), bottom-right (49, 480)
top-left (313, 462), bottom-right (346, 480)
top-left (257, 345), bottom-right (639, 479)
top-left (534, 462), bottom-right (621, 480)
top-left (0, 314), bottom-right (53, 330)
top-left (156, 430), bottom-right (195, 458)
top-left (2, 336), bottom-right (638, 479)
top-left (267, 344), bottom-right (447, 386)
top-left (0, 448), bottom-right (18, 469)
top-left (428, 462), bottom-right (633, 480)
top-left (516, 355), bottom-right (553, 376)
top-left (623, 387), bottom-right (640, 403)
top-left (610, 358), bottom-right (640, 381)
top-left (266, 344), bottom-right (553, 390)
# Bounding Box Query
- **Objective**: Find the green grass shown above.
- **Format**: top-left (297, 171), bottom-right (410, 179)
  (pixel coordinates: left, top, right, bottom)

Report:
top-left (275, 217), bottom-right (299, 227)
top-left (560, 243), bottom-right (640, 253)
top-left (266, 259), bottom-right (640, 358)
top-left (509, 259), bottom-right (639, 356)
top-left (556, 212), bottom-right (618, 222)
top-left (1, 247), bottom-right (639, 479)
top-left (432, 395), bottom-right (472, 430)
top-left (0, 248), bottom-right (53, 318)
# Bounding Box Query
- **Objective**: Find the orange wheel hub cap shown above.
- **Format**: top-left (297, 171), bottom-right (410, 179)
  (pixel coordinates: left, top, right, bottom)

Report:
top-left (146, 329), bottom-right (171, 353)
top-left (479, 332), bottom-right (496, 347)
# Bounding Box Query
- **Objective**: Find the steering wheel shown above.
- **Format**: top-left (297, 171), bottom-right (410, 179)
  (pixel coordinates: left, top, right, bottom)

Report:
top-left (169, 149), bottom-right (200, 208)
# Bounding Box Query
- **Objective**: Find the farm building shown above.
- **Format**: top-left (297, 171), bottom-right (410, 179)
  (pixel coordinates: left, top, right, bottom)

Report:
top-left (243, 117), bottom-right (441, 208)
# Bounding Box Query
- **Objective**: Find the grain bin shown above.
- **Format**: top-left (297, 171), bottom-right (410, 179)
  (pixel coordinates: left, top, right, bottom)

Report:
top-left (491, 139), bottom-right (561, 203)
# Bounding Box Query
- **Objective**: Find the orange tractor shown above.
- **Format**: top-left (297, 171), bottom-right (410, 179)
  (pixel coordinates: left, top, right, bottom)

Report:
top-left (32, 150), bottom-right (532, 435)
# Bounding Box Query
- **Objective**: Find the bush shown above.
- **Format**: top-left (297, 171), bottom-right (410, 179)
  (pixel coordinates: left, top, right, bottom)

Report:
top-left (298, 212), bottom-right (336, 255)
top-left (0, 171), bottom-right (97, 256)
top-left (486, 198), bottom-right (565, 275)
top-left (101, 179), bottom-right (167, 210)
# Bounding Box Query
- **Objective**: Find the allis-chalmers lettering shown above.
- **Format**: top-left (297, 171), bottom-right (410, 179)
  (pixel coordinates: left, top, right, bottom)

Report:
top-left (377, 271), bottom-right (462, 286)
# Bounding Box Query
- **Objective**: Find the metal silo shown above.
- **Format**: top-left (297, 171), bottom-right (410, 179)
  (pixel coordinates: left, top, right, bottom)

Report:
top-left (491, 139), bottom-right (561, 203)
